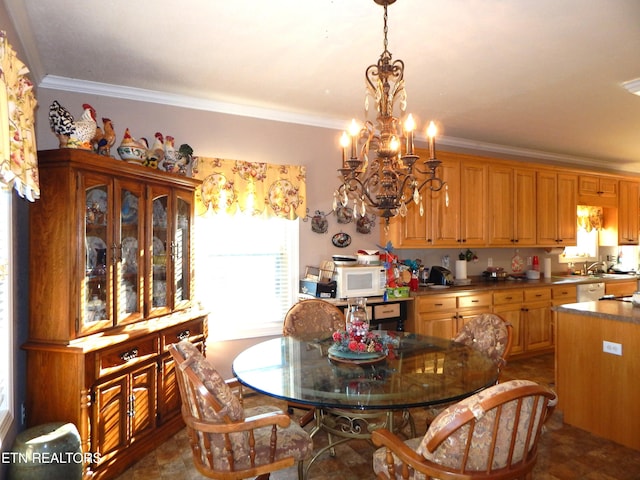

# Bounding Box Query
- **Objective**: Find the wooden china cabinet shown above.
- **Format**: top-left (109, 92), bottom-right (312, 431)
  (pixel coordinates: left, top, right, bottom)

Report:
top-left (24, 149), bottom-right (207, 479)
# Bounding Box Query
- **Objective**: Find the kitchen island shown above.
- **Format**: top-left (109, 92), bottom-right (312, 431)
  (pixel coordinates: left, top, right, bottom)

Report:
top-left (553, 300), bottom-right (640, 451)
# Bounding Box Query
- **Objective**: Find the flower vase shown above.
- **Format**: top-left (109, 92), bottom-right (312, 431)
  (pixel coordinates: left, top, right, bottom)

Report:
top-left (346, 297), bottom-right (369, 342)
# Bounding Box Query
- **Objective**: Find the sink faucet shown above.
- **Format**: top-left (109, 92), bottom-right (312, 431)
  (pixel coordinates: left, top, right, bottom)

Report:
top-left (585, 261), bottom-right (607, 275)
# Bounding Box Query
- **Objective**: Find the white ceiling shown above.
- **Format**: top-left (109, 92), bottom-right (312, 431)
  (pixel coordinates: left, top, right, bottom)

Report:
top-left (6, 0), bottom-right (640, 172)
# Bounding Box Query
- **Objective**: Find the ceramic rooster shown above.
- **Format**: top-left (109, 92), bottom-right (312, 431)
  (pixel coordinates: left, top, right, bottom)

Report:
top-left (92, 118), bottom-right (116, 156)
top-left (148, 132), bottom-right (165, 166)
top-left (49, 101), bottom-right (97, 150)
top-left (161, 135), bottom-right (177, 172)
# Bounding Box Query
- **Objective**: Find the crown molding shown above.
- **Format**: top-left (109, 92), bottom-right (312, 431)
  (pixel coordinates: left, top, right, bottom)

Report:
top-left (40, 74), bottom-right (610, 171)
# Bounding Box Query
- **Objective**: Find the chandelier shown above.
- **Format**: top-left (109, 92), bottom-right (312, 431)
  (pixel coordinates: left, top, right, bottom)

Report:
top-left (334, 0), bottom-right (445, 225)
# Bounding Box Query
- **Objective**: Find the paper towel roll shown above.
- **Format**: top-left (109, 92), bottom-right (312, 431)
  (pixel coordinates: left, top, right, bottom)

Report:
top-left (455, 260), bottom-right (467, 279)
top-left (544, 257), bottom-right (552, 279)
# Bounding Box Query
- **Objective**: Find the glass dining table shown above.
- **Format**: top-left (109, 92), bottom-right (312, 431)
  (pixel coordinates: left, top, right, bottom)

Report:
top-left (232, 331), bottom-right (499, 477)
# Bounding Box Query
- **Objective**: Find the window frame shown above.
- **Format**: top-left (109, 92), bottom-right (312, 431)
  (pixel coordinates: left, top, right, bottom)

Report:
top-left (0, 187), bottom-right (15, 449)
top-left (194, 212), bottom-right (299, 341)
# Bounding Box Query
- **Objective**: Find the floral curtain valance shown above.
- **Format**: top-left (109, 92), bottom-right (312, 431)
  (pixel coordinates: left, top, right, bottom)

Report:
top-left (0, 31), bottom-right (38, 201)
top-left (192, 157), bottom-right (306, 220)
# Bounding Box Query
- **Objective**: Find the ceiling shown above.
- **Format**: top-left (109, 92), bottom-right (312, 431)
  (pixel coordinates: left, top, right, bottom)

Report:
top-left (6, 0), bottom-right (640, 172)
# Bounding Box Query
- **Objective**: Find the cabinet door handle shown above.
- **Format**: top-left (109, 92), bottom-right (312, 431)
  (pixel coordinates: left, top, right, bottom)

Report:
top-left (127, 394), bottom-right (136, 417)
top-left (120, 348), bottom-right (139, 362)
top-left (176, 329), bottom-right (190, 341)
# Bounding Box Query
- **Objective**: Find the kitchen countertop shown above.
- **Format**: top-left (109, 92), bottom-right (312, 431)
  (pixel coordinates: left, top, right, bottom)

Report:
top-left (410, 274), bottom-right (639, 296)
top-left (553, 299), bottom-right (640, 325)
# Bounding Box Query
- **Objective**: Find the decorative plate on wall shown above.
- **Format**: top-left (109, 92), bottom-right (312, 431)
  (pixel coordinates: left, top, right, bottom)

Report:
top-left (332, 232), bottom-right (352, 248)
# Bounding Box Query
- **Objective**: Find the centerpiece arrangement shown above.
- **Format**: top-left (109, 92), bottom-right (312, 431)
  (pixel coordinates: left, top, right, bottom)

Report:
top-left (328, 297), bottom-right (398, 364)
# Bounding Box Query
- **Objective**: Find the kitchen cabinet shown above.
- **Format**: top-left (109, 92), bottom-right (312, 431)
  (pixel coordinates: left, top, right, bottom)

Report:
top-left (578, 174), bottom-right (618, 207)
top-left (384, 151), bottom-right (487, 247)
top-left (605, 280), bottom-right (637, 297)
top-left (492, 287), bottom-right (553, 358)
top-left (617, 180), bottom-right (639, 245)
top-left (25, 149), bottom-right (207, 480)
top-left (415, 292), bottom-right (491, 338)
top-left (488, 165), bottom-right (537, 246)
top-left (432, 155), bottom-right (488, 246)
top-left (492, 289), bottom-right (525, 356)
top-left (523, 288), bottom-right (553, 352)
top-left (536, 171), bottom-right (577, 246)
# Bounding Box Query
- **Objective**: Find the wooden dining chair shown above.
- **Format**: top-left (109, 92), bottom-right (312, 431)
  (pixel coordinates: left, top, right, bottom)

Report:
top-left (282, 298), bottom-right (346, 427)
top-left (425, 312), bottom-right (514, 426)
top-left (169, 340), bottom-right (313, 480)
top-left (372, 379), bottom-right (557, 480)
top-left (455, 312), bottom-right (514, 377)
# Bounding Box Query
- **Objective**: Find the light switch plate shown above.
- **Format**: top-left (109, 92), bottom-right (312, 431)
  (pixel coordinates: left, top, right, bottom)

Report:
top-left (603, 340), bottom-right (622, 356)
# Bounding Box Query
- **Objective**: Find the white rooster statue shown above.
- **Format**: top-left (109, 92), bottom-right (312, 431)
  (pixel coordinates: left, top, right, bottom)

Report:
top-left (49, 101), bottom-right (97, 150)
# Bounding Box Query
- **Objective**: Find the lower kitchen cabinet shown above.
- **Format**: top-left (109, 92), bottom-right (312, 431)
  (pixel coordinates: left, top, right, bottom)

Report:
top-left (415, 292), bottom-right (491, 338)
top-left (605, 280), bottom-right (637, 297)
top-left (492, 287), bottom-right (553, 358)
top-left (23, 312), bottom-right (207, 479)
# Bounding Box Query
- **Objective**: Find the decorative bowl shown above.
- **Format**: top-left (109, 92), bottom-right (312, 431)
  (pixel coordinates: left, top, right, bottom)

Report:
top-left (117, 145), bottom-right (146, 164)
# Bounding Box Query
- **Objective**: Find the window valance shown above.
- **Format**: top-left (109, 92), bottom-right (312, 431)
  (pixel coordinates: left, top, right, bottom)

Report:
top-left (0, 31), bottom-right (38, 201)
top-left (193, 157), bottom-right (306, 220)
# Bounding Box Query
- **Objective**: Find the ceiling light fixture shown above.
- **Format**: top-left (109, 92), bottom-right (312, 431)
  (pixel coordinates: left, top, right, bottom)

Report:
top-left (334, 0), bottom-right (445, 226)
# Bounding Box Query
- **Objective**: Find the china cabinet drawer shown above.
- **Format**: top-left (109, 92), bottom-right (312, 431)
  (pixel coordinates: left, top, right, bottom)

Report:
top-left (493, 290), bottom-right (524, 305)
top-left (161, 318), bottom-right (205, 351)
top-left (457, 292), bottom-right (492, 309)
top-left (417, 295), bottom-right (456, 313)
top-left (97, 335), bottom-right (159, 378)
top-left (524, 287), bottom-right (551, 303)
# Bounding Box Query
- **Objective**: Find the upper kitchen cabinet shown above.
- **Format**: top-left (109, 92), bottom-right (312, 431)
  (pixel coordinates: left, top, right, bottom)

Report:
top-left (29, 149), bottom-right (201, 342)
top-left (617, 180), bottom-right (640, 245)
top-left (578, 174), bottom-right (618, 207)
top-left (536, 171), bottom-right (577, 247)
top-left (488, 165), bottom-right (537, 246)
top-left (432, 153), bottom-right (488, 247)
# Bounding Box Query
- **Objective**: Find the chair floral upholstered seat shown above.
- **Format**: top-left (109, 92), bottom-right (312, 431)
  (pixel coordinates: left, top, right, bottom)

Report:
top-left (282, 299), bottom-right (346, 428)
top-left (371, 379), bottom-right (557, 480)
top-left (169, 340), bottom-right (313, 480)
top-left (454, 312), bottom-right (513, 375)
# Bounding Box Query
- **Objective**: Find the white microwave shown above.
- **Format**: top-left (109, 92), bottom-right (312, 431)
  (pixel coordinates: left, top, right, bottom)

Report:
top-left (335, 265), bottom-right (386, 299)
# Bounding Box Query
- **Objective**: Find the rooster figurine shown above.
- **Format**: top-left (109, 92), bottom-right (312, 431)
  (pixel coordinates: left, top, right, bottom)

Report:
top-left (93, 118), bottom-right (116, 156)
top-left (49, 101), bottom-right (97, 150)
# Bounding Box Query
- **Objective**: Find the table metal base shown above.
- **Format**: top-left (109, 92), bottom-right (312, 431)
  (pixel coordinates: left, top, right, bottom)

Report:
top-left (303, 408), bottom-right (416, 479)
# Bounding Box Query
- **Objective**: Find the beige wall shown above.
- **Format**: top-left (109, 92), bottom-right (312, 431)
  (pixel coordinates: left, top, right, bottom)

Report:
top-left (35, 89), bottom-right (386, 273)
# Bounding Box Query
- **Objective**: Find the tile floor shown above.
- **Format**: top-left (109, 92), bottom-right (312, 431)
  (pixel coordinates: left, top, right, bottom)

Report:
top-left (114, 353), bottom-right (640, 480)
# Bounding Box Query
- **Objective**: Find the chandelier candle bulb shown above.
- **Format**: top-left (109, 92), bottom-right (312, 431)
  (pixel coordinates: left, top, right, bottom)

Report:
top-left (427, 121), bottom-right (437, 159)
top-left (340, 131), bottom-right (349, 166)
top-left (404, 114), bottom-right (416, 155)
top-left (349, 119), bottom-right (359, 159)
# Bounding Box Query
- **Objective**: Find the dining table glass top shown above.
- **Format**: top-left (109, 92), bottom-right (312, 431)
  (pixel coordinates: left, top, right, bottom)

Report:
top-left (232, 332), bottom-right (499, 411)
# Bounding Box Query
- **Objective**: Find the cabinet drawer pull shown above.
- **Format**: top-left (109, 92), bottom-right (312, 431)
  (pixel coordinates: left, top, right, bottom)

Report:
top-left (119, 348), bottom-right (139, 362)
top-left (471, 300), bottom-right (479, 303)
top-left (434, 303), bottom-right (444, 307)
top-left (176, 329), bottom-right (190, 341)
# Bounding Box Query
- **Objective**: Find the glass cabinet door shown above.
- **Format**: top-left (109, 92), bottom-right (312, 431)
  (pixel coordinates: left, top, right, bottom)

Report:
top-left (115, 180), bottom-right (145, 324)
top-left (174, 191), bottom-right (193, 309)
top-left (82, 175), bottom-right (113, 333)
top-left (151, 189), bottom-right (171, 316)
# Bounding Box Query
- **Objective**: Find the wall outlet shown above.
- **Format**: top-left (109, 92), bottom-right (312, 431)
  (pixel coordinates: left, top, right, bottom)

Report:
top-left (488, 257), bottom-right (493, 267)
top-left (603, 340), bottom-right (622, 356)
